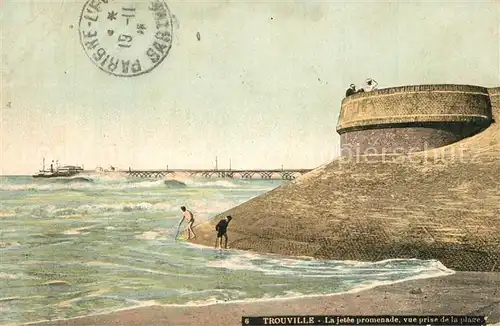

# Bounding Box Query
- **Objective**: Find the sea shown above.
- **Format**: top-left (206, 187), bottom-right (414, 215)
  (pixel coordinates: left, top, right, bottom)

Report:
top-left (0, 174), bottom-right (454, 325)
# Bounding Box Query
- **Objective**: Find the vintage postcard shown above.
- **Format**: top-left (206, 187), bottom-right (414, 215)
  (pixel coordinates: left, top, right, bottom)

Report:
top-left (1, 0), bottom-right (499, 325)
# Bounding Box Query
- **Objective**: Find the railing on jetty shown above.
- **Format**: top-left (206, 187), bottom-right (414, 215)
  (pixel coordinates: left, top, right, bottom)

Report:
top-left (121, 169), bottom-right (312, 180)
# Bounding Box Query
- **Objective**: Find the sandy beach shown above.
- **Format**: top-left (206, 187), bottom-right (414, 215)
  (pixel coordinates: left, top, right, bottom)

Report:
top-left (27, 271), bottom-right (499, 326)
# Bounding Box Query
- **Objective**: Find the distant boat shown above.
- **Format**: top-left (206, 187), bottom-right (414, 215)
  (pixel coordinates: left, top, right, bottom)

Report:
top-left (32, 158), bottom-right (84, 178)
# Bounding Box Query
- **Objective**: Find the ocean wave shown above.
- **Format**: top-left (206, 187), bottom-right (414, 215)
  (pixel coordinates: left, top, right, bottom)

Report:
top-left (164, 180), bottom-right (187, 188)
top-left (204, 251), bottom-right (454, 278)
top-left (0, 181), bottom-right (92, 191)
top-left (24, 192), bottom-right (240, 218)
top-left (0, 182), bottom-right (122, 192)
top-left (62, 225), bottom-right (97, 235)
top-left (0, 175), bottom-right (262, 192)
top-left (157, 257), bottom-right (453, 308)
top-left (54, 202), bottom-right (179, 215)
top-left (59, 200), bottom-right (238, 217)
top-left (205, 256), bottom-right (269, 273)
top-left (158, 265), bottom-right (451, 307)
top-left (135, 231), bottom-right (172, 240)
top-left (10, 196), bottom-right (241, 221)
top-left (0, 179), bottom-right (187, 192)
top-left (47, 177), bottom-right (94, 184)
top-left (182, 179), bottom-right (241, 189)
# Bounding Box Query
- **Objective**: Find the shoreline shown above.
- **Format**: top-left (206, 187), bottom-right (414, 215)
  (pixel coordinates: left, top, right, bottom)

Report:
top-left (25, 271), bottom-right (500, 326)
top-left (19, 264), bottom-right (453, 325)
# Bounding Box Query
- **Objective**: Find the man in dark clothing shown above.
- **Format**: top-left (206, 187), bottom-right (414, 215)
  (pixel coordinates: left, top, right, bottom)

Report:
top-left (345, 84), bottom-right (356, 97)
top-left (215, 215), bottom-right (232, 249)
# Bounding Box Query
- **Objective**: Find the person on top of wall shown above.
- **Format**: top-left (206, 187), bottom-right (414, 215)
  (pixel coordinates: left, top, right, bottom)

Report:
top-left (345, 84), bottom-right (357, 97)
top-left (362, 78), bottom-right (378, 92)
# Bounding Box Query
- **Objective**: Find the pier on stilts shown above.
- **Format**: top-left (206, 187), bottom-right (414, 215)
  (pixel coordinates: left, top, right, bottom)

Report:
top-left (122, 168), bottom-right (312, 180)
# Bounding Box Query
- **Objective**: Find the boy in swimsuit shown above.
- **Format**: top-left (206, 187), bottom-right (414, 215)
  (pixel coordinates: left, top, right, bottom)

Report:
top-left (215, 215), bottom-right (232, 249)
top-left (179, 206), bottom-right (196, 239)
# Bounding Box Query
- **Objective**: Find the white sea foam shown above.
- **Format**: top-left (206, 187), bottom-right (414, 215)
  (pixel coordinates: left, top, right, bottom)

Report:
top-left (32, 198), bottom-right (241, 218)
top-left (62, 225), bottom-right (97, 235)
top-left (63, 229), bottom-right (81, 235)
top-left (203, 249), bottom-right (455, 279)
top-left (205, 257), bottom-right (269, 273)
top-left (0, 175), bottom-right (253, 192)
top-left (182, 179), bottom-right (240, 188)
top-left (34, 202), bottom-right (179, 217)
top-left (156, 268), bottom-right (453, 308)
top-left (135, 231), bottom-right (161, 240)
top-left (0, 178), bottom-right (172, 192)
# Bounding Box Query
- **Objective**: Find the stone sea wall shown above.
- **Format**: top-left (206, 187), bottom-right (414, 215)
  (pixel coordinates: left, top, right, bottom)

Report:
top-left (189, 84), bottom-right (500, 272)
top-left (338, 85), bottom-right (493, 155)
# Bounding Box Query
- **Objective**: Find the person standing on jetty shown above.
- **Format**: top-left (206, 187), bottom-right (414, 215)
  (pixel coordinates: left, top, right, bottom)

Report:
top-left (359, 78), bottom-right (378, 92)
top-left (179, 206), bottom-right (196, 239)
top-left (345, 84), bottom-right (357, 97)
top-left (215, 215), bottom-right (232, 249)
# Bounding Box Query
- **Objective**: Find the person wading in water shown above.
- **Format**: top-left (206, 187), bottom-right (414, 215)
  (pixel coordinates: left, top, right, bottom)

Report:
top-left (179, 206), bottom-right (196, 239)
top-left (215, 215), bottom-right (232, 249)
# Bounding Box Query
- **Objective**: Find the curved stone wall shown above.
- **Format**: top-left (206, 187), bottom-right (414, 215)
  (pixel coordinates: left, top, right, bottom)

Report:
top-left (190, 83), bottom-right (500, 272)
top-left (337, 85), bottom-right (493, 155)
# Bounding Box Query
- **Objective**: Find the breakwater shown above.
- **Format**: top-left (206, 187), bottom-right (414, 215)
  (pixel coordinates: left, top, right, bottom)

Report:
top-left (189, 84), bottom-right (500, 272)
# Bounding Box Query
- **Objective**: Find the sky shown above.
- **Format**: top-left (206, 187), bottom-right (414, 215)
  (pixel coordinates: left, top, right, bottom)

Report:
top-left (1, 0), bottom-right (499, 175)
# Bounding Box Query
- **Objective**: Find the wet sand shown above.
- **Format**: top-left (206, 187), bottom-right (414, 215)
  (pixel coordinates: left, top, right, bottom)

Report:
top-left (29, 272), bottom-right (500, 326)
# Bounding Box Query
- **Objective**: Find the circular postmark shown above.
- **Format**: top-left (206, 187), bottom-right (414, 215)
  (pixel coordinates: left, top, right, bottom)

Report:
top-left (78, 0), bottom-right (173, 77)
